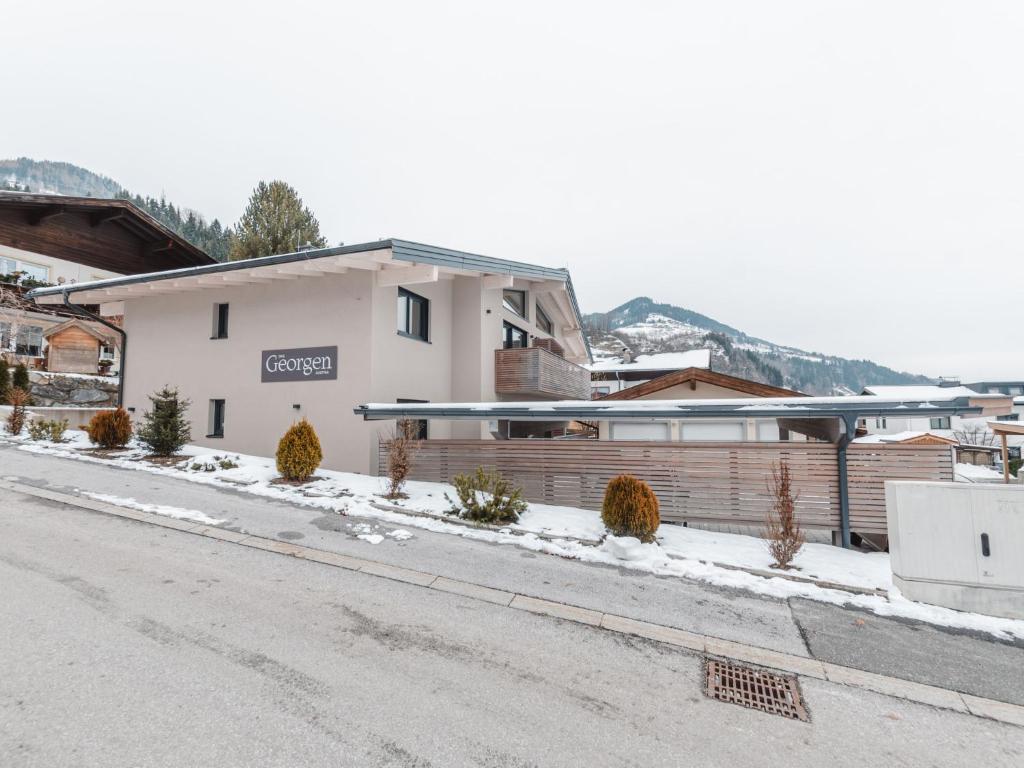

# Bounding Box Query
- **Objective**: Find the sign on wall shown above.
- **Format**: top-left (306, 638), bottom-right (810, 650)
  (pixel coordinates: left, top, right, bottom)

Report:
top-left (261, 346), bottom-right (338, 383)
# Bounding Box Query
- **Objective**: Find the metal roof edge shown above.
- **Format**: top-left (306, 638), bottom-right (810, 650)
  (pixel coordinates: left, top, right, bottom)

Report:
top-left (353, 396), bottom-right (985, 421)
top-left (27, 240), bottom-right (397, 298)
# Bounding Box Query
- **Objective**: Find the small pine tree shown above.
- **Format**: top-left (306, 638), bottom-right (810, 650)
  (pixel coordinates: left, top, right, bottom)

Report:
top-left (601, 475), bottom-right (660, 543)
top-left (12, 363), bottom-right (30, 392)
top-left (0, 359), bottom-right (10, 404)
top-left (135, 387), bottom-right (192, 456)
top-left (276, 418), bottom-right (322, 482)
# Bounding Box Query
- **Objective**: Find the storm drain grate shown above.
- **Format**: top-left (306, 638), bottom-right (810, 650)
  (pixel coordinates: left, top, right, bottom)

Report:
top-left (705, 659), bottom-right (808, 721)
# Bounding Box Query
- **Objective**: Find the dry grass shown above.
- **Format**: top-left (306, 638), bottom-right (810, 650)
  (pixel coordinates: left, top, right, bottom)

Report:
top-left (383, 419), bottom-right (420, 499)
top-left (764, 460), bottom-right (805, 569)
top-left (4, 387), bottom-right (29, 435)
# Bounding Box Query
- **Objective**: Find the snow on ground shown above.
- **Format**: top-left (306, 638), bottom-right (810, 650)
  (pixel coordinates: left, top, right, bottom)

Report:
top-left (8, 430), bottom-right (1024, 640)
top-left (80, 491), bottom-right (226, 526)
top-left (955, 462), bottom-right (1008, 483)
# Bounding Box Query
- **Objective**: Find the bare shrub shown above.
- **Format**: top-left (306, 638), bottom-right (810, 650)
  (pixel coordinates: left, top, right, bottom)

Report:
top-left (764, 460), bottom-right (804, 569)
top-left (4, 387), bottom-right (29, 435)
top-left (384, 419), bottom-right (420, 499)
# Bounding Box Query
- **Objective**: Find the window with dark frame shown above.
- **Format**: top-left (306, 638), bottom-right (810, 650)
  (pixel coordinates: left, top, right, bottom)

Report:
top-left (502, 289), bottom-right (527, 319)
top-left (396, 398), bottom-right (428, 440)
top-left (929, 416), bottom-right (951, 430)
top-left (397, 288), bottom-right (429, 341)
top-left (502, 321), bottom-right (528, 349)
top-left (536, 304), bottom-right (553, 335)
top-left (211, 303), bottom-right (229, 339)
top-left (208, 399), bottom-right (225, 438)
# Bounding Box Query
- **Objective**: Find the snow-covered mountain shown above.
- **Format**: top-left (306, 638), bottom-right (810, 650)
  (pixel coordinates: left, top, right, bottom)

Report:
top-left (583, 297), bottom-right (931, 395)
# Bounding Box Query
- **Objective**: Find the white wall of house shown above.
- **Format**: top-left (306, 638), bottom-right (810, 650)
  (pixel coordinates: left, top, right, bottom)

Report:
top-left (0, 244), bottom-right (121, 285)
top-left (119, 263), bottom-right (584, 474)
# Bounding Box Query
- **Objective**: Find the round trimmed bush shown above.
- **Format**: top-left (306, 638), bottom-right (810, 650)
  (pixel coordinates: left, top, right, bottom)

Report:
top-left (85, 407), bottom-right (133, 448)
top-left (601, 474), bottom-right (660, 543)
top-left (276, 418), bottom-right (322, 482)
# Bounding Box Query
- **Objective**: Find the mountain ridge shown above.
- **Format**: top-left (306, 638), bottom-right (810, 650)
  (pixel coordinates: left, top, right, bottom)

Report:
top-left (583, 297), bottom-right (932, 395)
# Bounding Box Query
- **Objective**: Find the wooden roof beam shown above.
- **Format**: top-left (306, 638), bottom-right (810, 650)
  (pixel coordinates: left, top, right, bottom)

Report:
top-left (482, 274), bottom-right (515, 290)
top-left (89, 210), bottom-right (127, 228)
top-left (377, 264), bottom-right (439, 287)
top-left (27, 205), bottom-right (67, 225)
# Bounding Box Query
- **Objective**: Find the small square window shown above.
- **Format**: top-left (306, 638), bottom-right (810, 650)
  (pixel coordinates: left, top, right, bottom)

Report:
top-left (397, 288), bottom-right (429, 342)
top-left (929, 416), bottom-right (951, 430)
top-left (502, 289), bottom-right (527, 319)
top-left (212, 303), bottom-right (229, 339)
top-left (208, 399), bottom-right (225, 438)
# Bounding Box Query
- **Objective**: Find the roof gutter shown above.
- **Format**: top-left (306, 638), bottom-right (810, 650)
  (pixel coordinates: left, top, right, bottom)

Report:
top-left (61, 291), bottom-right (127, 408)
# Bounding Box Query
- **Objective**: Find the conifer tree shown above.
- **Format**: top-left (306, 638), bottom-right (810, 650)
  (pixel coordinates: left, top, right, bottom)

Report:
top-left (229, 181), bottom-right (327, 261)
top-left (136, 386), bottom-right (192, 456)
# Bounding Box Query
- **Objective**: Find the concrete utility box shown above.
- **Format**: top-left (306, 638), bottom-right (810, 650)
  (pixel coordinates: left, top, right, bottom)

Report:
top-left (886, 481), bottom-right (1024, 620)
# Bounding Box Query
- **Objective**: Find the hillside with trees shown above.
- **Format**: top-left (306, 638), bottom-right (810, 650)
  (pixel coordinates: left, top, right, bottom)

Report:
top-left (584, 296), bottom-right (933, 395)
top-left (1, 157), bottom-right (234, 261)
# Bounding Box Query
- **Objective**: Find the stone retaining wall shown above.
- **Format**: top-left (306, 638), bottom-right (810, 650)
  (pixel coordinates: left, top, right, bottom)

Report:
top-left (28, 371), bottom-right (119, 407)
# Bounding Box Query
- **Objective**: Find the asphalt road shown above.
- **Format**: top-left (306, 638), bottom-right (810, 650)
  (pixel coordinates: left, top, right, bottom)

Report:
top-left (2, 492), bottom-right (1023, 767)
top-left (3, 444), bottom-right (1023, 708)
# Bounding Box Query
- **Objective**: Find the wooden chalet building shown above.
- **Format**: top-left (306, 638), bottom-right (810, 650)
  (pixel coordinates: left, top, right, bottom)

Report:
top-left (0, 193), bottom-right (213, 373)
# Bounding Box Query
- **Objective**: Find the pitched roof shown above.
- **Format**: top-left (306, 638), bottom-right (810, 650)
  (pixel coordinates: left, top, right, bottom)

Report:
top-left (42, 317), bottom-right (116, 343)
top-left (599, 367), bottom-right (805, 401)
top-left (0, 192), bottom-right (213, 272)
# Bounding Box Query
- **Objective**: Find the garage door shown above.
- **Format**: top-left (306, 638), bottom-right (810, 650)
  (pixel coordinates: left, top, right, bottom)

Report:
top-left (608, 421), bottom-right (670, 441)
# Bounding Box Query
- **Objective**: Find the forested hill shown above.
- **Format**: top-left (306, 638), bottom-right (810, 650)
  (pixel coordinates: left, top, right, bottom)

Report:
top-left (1, 157), bottom-right (232, 261)
top-left (584, 296), bottom-right (933, 395)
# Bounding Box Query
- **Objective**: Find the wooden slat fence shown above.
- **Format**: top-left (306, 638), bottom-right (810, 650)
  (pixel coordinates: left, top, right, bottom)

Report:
top-left (381, 440), bottom-right (953, 535)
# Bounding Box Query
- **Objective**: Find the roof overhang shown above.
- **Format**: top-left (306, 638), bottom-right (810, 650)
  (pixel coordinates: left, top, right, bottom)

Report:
top-left (28, 237), bottom-right (591, 362)
top-left (0, 192), bottom-right (212, 271)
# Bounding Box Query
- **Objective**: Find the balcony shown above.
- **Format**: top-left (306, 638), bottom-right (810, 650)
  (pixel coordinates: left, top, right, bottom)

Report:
top-left (494, 346), bottom-right (591, 400)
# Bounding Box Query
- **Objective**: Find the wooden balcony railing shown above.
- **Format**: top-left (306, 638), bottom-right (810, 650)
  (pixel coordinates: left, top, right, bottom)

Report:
top-left (494, 346), bottom-right (591, 400)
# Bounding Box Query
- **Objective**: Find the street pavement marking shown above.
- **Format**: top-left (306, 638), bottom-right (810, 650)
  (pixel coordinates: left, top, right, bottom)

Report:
top-left (3, 478), bottom-right (1022, 729)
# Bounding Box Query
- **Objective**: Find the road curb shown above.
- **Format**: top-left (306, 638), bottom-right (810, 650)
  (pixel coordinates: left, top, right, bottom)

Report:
top-left (4, 478), bottom-right (1023, 729)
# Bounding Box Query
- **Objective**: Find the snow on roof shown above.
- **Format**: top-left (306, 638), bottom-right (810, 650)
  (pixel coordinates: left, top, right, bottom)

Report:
top-left (862, 385), bottom-right (987, 400)
top-left (584, 349), bottom-right (711, 373)
top-left (357, 393), bottom-right (984, 421)
top-left (853, 431), bottom-right (952, 444)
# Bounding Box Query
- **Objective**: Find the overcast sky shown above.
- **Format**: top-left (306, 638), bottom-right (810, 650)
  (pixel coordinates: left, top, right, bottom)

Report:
top-left (4, 2), bottom-right (1023, 379)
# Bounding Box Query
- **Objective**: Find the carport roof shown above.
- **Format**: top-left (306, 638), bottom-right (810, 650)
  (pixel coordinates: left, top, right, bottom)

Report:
top-left (355, 394), bottom-right (999, 422)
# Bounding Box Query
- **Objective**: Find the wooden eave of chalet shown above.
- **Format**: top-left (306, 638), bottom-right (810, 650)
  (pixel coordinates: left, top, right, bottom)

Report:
top-left (598, 367), bottom-right (806, 401)
top-left (0, 193), bottom-right (213, 273)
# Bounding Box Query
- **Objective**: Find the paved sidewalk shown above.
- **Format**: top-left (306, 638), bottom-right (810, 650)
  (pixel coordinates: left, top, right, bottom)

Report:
top-left (6, 495), bottom-right (1021, 767)
top-left (3, 444), bottom-right (1023, 709)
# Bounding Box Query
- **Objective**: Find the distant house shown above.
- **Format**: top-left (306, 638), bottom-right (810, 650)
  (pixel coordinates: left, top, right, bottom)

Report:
top-left (860, 384), bottom-right (1019, 461)
top-left (586, 349), bottom-right (712, 398)
top-left (594, 366), bottom-right (806, 441)
top-left (0, 193), bottom-right (212, 372)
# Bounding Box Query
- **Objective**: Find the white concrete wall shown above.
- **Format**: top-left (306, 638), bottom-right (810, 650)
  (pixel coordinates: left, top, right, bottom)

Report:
top-left (886, 481), bottom-right (1024, 620)
top-left (118, 262), bottom-right (586, 474)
